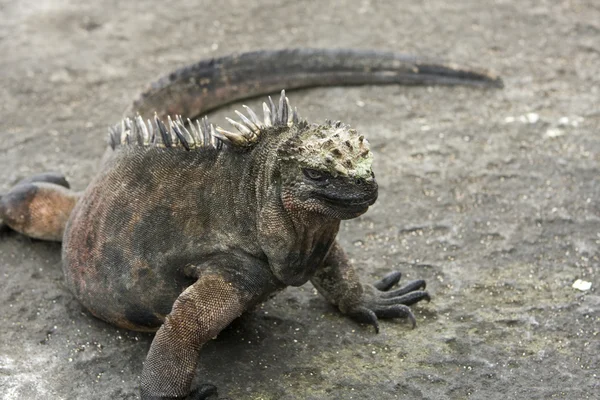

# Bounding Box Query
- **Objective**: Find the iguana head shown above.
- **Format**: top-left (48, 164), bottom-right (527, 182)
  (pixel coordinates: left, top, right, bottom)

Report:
top-left (276, 120), bottom-right (378, 220)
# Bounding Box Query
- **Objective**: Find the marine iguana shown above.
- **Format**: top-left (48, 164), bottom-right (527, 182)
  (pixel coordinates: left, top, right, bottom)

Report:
top-left (0, 48), bottom-right (502, 399)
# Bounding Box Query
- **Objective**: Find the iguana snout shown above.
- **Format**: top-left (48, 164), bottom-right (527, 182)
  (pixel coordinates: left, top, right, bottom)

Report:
top-left (308, 172), bottom-right (378, 219)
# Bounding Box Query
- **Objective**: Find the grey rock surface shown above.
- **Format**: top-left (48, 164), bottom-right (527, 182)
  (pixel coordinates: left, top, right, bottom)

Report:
top-left (0, 0), bottom-right (598, 399)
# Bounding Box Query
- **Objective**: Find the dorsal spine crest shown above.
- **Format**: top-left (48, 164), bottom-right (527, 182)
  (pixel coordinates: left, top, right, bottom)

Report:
top-left (109, 90), bottom-right (304, 152)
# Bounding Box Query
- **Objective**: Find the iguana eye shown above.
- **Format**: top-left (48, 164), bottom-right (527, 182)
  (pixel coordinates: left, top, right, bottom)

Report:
top-left (303, 168), bottom-right (328, 182)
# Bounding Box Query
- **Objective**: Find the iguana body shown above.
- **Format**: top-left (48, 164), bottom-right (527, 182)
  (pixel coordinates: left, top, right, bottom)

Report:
top-left (0, 48), bottom-right (501, 399)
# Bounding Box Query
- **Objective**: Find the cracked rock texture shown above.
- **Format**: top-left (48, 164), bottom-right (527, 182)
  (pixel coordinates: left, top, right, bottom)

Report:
top-left (0, 0), bottom-right (598, 399)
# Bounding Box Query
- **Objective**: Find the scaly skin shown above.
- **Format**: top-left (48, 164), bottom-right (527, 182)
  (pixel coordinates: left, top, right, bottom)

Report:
top-left (0, 48), bottom-right (502, 399)
top-left (129, 48), bottom-right (502, 121)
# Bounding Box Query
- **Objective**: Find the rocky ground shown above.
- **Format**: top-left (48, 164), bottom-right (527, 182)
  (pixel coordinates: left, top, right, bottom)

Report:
top-left (0, 0), bottom-right (598, 399)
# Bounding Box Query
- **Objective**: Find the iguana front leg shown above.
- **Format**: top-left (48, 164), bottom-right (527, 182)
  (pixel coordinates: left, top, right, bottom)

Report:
top-left (311, 241), bottom-right (430, 333)
top-left (141, 259), bottom-right (279, 400)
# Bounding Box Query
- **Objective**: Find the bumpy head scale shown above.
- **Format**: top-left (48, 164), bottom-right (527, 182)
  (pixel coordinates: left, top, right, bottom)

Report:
top-left (278, 120), bottom-right (373, 179)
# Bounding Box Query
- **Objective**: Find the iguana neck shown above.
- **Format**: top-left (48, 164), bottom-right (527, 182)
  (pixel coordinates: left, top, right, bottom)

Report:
top-left (239, 130), bottom-right (341, 286)
top-left (236, 127), bottom-right (290, 215)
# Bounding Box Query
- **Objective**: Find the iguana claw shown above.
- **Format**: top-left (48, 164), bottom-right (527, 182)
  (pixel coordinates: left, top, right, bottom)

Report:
top-left (188, 384), bottom-right (219, 400)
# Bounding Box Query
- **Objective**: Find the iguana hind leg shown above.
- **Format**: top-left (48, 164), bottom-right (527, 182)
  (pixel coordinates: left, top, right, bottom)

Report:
top-left (0, 172), bottom-right (78, 241)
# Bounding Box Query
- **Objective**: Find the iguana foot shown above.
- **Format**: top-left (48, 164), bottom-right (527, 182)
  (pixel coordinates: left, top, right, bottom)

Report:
top-left (348, 271), bottom-right (430, 333)
top-left (13, 172), bottom-right (71, 189)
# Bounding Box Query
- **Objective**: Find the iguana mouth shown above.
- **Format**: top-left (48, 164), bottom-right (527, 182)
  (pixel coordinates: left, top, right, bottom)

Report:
top-left (314, 192), bottom-right (378, 211)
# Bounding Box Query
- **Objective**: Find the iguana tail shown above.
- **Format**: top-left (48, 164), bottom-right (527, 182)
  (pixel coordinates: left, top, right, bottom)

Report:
top-left (129, 48), bottom-right (503, 121)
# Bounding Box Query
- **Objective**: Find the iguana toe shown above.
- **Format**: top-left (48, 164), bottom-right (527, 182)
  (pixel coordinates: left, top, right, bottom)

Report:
top-left (373, 271), bottom-right (403, 291)
top-left (347, 306), bottom-right (380, 333)
top-left (188, 384), bottom-right (219, 400)
top-left (380, 279), bottom-right (427, 298)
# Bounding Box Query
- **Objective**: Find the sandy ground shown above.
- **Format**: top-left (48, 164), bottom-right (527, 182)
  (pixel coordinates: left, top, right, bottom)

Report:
top-left (0, 0), bottom-right (598, 399)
